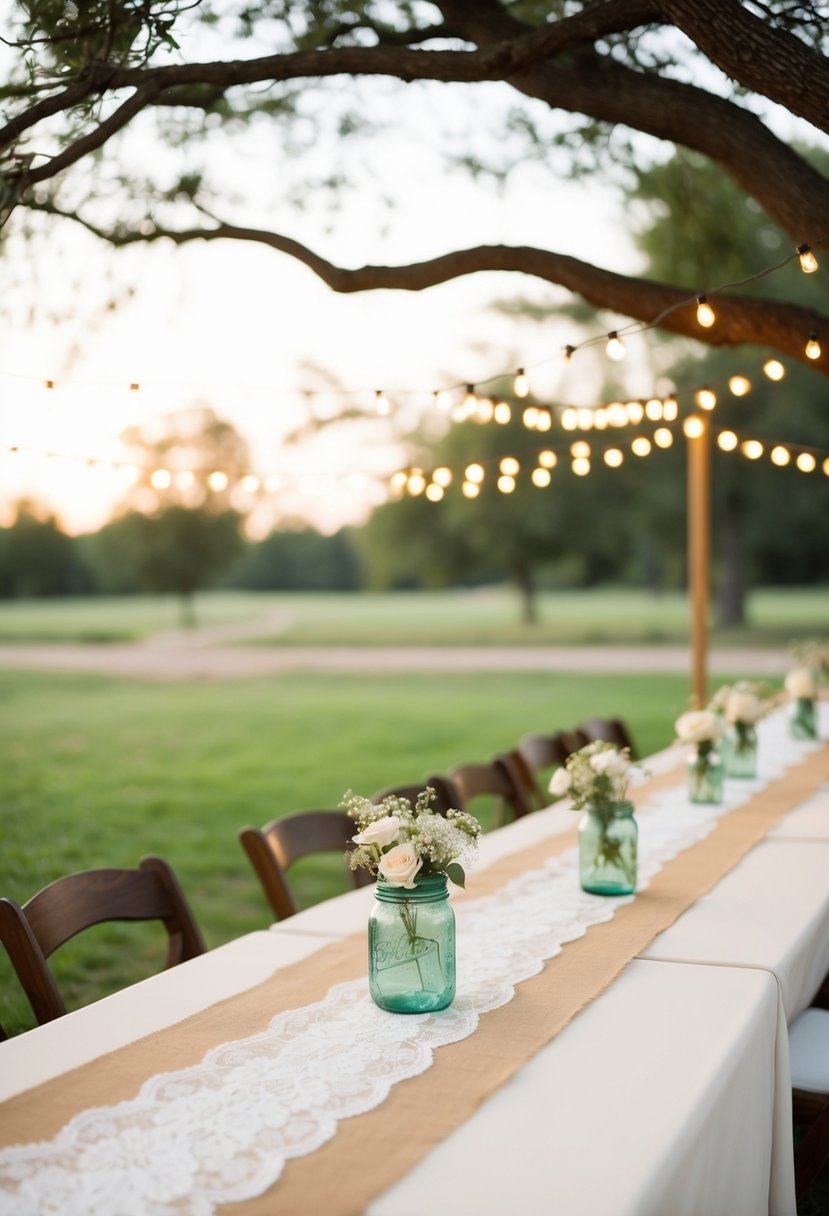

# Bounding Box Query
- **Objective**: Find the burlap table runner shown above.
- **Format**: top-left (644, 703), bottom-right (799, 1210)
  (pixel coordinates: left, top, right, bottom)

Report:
top-left (2, 745), bottom-right (827, 1215)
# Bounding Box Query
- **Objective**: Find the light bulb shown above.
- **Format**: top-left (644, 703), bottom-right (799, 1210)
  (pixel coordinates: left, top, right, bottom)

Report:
top-left (241, 474), bottom-right (260, 493)
top-left (44, 379), bottom-right (55, 390)
top-left (607, 403), bottom-right (628, 427)
top-left (432, 389), bottom-right (449, 412)
top-left (500, 456), bottom-right (520, 476)
top-left (717, 431), bottom-right (738, 451)
top-left (407, 470), bottom-right (426, 495)
top-left (654, 428), bottom-right (673, 448)
top-left (476, 397), bottom-right (494, 423)
top-left (593, 408), bottom-right (608, 430)
top-left (465, 463), bottom-right (485, 484)
top-left (763, 359), bottom-right (785, 381)
top-left (741, 440), bottom-right (764, 460)
top-left (604, 448), bottom-right (624, 468)
top-left (606, 332), bottom-right (626, 361)
top-left (538, 450), bottom-right (558, 469)
top-left (537, 411), bottom-right (552, 432)
top-left (514, 369), bottom-right (529, 398)
top-left (497, 474), bottom-right (516, 493)
top-left (645, 398), bottom-right (663, 421)
top-left (823, 458), bottom-right (829, 477)
top-left (770, 446), bottom-right (790, 466)
top-left (570, 440), bottom-right (591, 459)
top-left (462, 385), bottom-right (478, 417)
top-left (375, 390), bottom-right (390, 416)
top-left (425, 483), bottom-right (444, 502)
top-left (531, 467), bottom-right (552, 488)
top-left (433, 466), bottom-right (453, 487)
top-left (806, 333), bottom-right (822, 360)
top-left (626, 401), bottom-right (644, 425)
top-left (571, 457), bottom-right (591, 476)
top-left (462, 480), bottom-right (480, 499)
top-left (564, 345), bottom-right (576, 361)
top-left (662, 396), bottom-right (679, 421)
top-left (683, 416), bottom-right (705, 439)
top-left (150, 468), bottom-right (172, 489)
top-left (695, 388), bottom-right (717, 411)
top-left (798, 243), bottom-right (818, 273)
top-left (494, 401), bottom-right (512, 424)
top-left (696, 295), bottom-right (716, 328)
top-left (796, 452), bottom-right (816, 473)
top-left (561, 408), bottom-right (578, 431)
top-left (176, 470), bottom-right (196, 490)
top-left (522, 407), bottom-right (540, 429)
top-left (728, 375), bottom-right (751, 397)
top-left (577, 408), bottom-right (594, 431)
top-left (631, 437), bottom-right (652, 457)
top-left (208, 470), bottom-right (228, 491)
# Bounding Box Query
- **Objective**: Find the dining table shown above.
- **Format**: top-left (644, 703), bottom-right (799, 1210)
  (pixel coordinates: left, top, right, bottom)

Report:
top-left (0, 703), bottom-right (827, 1216)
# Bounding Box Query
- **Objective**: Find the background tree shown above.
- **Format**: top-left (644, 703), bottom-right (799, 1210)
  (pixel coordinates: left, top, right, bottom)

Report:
top-left (0, 501), bottom-right (92, 597)
top-left (1, 1), bottom-right (828, 372)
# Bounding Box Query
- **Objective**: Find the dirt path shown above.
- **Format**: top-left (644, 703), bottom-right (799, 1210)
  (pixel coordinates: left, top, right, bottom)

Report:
top-left (0, 642), bottom-right (790, 681)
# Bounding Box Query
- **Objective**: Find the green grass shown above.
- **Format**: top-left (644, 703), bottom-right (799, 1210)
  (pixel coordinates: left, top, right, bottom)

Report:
top-left (0, 585), bottom-right (825, 645)
top-left (0, 666), bottom-right (701, 1035)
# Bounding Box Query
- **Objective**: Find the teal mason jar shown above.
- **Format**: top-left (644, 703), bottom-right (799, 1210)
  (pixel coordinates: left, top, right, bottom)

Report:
top-left (726, 723), bottom-right (758, 778)
top-left (578, 801), bottom-right (638, 896)
top-left (789, 697), bottom-right (818, 741)
top-left (368, 874), bottom-right (455, 1013)
top-left (687, 742), bottom-right (724, 805)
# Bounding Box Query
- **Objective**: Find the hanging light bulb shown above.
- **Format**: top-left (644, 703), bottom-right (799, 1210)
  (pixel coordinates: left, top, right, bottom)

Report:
top-left (741, 440), bottom-right (764, 460)
top-left (683, 416), bottom-right (705, 439)
top-left (805, 333), bottom-right (822, 360)
top-left (514, 369), bottom-right (529, 398)
top-left (645, 399), bottom-right (663, 421)
top-left (626, 401), bottom-right (644, 425)
top-left (564, 345), bottom-right (576, 361)
top-left (577, 408), bottom-right (594, 431)
top-left (770, 446), bottom-right (790, 466)
top-left (531, 467), bottom-right (551, 488)
top-left (462, 480), bottom-right (480, 499)
top-left (607, 402), bottom-right (628, 427)
top-left (653, 428), bottom-right (673, 448)
top-left (494, 401), bottom-right (512, 424)
top-left (476, 396), bottom-right (494, 424)
top-left (662, 395), bottom-right (679, 421)
top-left (241, 474), bottom-right (260, 493)
top-left (571, 457), bottom-right (591, 476)
top-left (631, 437), bottom-right (652, 457)
top-left (500, 456), bottom-right (520, 476)
top-left (604, 448), bottom-right (624, 468)
top-left (763, 359), bottom-right (785, 381)
top-left (497, 474), bottom-right (516, 493)
top-left (425, 483), bottom-right (444, 502)
top-left (432, 389), bottom-right (450, 412)
top-left (375, 390), bottom-right (390, 416)
top-left (593, 407), bottom-right (608, 430)
top-left (696, 295), bottom-right (716, 328)
top-left (44, 379), bottom-right (55, 390)
top-left (570, 441), bottom-right (591, 459)
top-left (538, 450), bottom-right (558, 469)
top-left (823, 458), bottom-right (829, 477)
top-left (717, 431), bottom-right (738, 451)
top-left (523, 406), bottom-right (540, 430)
top-left (695, 387), bottom-right (717, 411)
top-left (561, 408), bottom-right (578, 431)
top-left (465, 463), bottom-right (485, 484)
top-left (798, 243), bottom-right (819, 273)
top-left (728, 375), bottom-right (751, 397)
top-left (433, 466), bottom-right (453, 487)
top-left (606, 332), bottom-right (626, 361)
top-left (208, 470), bottom-right (229, 491)
top-left (462, 385), bottom-right (478, 417)
top-left (537, 410), bottom-right (552, 432)
top-left (407, 469), bottom-right (427, 495)
top-left (796, 452), bottom-right (817, 473)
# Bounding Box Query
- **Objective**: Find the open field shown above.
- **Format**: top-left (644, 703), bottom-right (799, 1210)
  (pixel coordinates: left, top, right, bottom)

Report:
top-left (0, 586), bottom-right (825, 646)
top-left (1, 666), bottom-right (705, 1035)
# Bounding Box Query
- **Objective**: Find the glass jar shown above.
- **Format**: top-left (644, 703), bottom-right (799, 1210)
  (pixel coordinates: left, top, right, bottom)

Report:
top-left (788, 696), bottom-right (818, 741)
top-left (368, 873), bottom-right (455, 1013)
top-left (578, 801), bottom-right (637, 896)
top-left (687, 742), bottom-right (724, 805)
top-left (726, 723), bottom-right (757, 778)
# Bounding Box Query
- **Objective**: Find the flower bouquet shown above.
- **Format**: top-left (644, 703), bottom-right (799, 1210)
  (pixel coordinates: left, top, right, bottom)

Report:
top-left (674, 709), bottom-right (726, 804)
top-left (343, 787), bottom-right (481, 1013)
top-left (548, 742), bottom-right (641, 895)
top-left (708, 681), bottom-right (773, 779)
top-left (784, 666), bottom-right (819, 740)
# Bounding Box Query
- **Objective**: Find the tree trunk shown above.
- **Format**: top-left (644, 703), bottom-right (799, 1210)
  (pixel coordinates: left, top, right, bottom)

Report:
top-left (717, 490), bottom-right (746, 627)
top-left (180, 588), bottom-right (196, 629)
top-left (514, 568), bottom-right (538, 625)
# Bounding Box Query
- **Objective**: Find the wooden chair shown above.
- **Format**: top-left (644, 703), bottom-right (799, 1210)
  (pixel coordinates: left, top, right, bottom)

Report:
top-left (370, 777), bottom-right (460, 815)
top-left (581, 716), bottom-right (638, 758)
top-left (790, 1005), bottom-right (829, 1205)
top-left (449, 754), bottom-right (532, 823)
top-left (0, 856), bottom-right (206, 1028)
top-left (240, 811), bottom-right (374, 922)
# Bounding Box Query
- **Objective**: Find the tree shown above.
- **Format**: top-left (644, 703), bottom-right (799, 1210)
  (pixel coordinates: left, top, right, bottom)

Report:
top-left (0, 500), bottom-right (92, 597)
top-left (2, 2), bottom-right (829, 373)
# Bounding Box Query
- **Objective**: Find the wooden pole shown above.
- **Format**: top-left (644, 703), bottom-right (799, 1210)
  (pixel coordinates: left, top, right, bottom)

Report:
top-left (686, 414), bottom-right (711, 708)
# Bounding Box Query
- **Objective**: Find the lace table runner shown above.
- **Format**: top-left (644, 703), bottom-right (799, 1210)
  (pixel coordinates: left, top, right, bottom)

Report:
top-left (0, 711), bottom-right (825, 1216)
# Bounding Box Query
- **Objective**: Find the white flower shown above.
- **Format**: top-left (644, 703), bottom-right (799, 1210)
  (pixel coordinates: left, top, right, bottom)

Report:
top-left (785, 667), bottom-right (815, 699)
top-left (377, 842), bottom-right (423, 889)
top-left (725, 690), bottom-right (764, 725)
top-left (352, 816), bottom-right (400, 849)
top-left (548, 767), bottom-right (573, 798)
top-left (589, 750), bottom-right (630, 780)
top-left (675, 709), bottom-right (724, 744)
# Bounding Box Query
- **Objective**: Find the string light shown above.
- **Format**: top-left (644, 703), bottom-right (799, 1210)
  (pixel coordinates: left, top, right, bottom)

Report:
top-left (593, 408), bottom-right (608, 430)
top-left (475, 396), bottom-right (494, 424)
top-left (607, 403), bottom-right (628, 427)
top-left (150, 468), bottom-right (172, 489)
top-left (497, 474), bottom-right (516, 493)
top-left (798, 243), bottom-right (819, 273)
top-left (44, 379), bottom-right (55, 390)
top-left (606, 332), bottom-right (626, 361)
top-left (425, 483), bottom-right (444, 502)
top-left (604, 448), bottom-right (624, 467)
top-left (375, 390), bottom-right (390, 416)
top-left (805, 333), bottom-right (822, 360)
top-left (522, 406), bottom-right (539, 429)
top-left (407, 469), bottom-right (427, 494)
top-left (570, 441), bottom-right (591, 459)
top-left (653, 428), bottom-right (673, 448)
top-left (538, 450), bottom-right (558, 469)
top-left (631, 437), bottom-right (652, 457)
top-left (718, 431), bottom-right (738, 451)
top-left (696, 296), bottom-right (716, 328)
top-left (561, 408), bottom-right (578, 431)
top-left (433, 466), bottom-right (453, 487)
top-left (741, 440), bottom-right (764, 460)
top-left (763, 359), bottom-right (785, 381)
top-left (645, 399), bottom-right (663, 421)
top-left (465, 462), bottom-right (485, 484)
top-left (531, 467), bottom-right (551, 487)
top-left (770, 445), bottom-right (790, 466)
top-left (499, 456), bottom-right (520, 476)
top-left (564, 345), bottom-right (576, 361)
top-left (796, 452), bottom-right (816, 472)
top-left (536, 410), bottom-right (552, 432)
top-left (462, 480), bottom-right (480, 498)
top-left (683, 416), bottom-right (705, 439)
top-left (662, 396), bottom-right (678, 422)
top-left (514, 369), bottom-right (529, 398)
top-left (572, 457), bottom-right (591, 476)
top-left (432, 389), bottom-right (450, 412)
top-left (728, 375), bottom-right (751, 396)
top-left (824, 458), bottom-right (829, 477)
top-left (207, 471), bottom-right (228, 491)
top-left (695, 388), bottom-right (717, 411)
top-left (626, 401), bottom-right (644, 425)
top-left (494, 401), bottom-right (512, 424)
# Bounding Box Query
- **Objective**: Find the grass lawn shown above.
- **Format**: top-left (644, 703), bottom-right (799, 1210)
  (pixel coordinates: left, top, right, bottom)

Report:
top-left (0, 665), bottom-right (706, 1035)
top-left (0, 585), bottom-right (825, 645)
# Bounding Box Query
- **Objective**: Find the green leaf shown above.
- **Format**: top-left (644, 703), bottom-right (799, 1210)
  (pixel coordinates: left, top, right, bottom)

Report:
top-left (445, 862), bottom-right (466, 889)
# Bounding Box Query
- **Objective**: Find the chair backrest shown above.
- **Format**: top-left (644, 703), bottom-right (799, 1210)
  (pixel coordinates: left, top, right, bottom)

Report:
top-left (370, 777), bottom-right (460, 816)
top-left (240, 810), bottom-right (373, 923)
top-left (0, 856), bottom-right (206, 1028)
top-left (449, 754), bottom-right (532, 822)
top-left (580, 717), bottom-right (638, 758)
top-left (503, 748), bottom-right (547, 811)
top-left (518, 732), bottom-right (571, 775)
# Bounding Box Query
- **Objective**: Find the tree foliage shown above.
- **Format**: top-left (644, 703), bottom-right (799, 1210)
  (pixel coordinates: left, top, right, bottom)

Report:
top-left (2, 1), bottom-right (829, 370)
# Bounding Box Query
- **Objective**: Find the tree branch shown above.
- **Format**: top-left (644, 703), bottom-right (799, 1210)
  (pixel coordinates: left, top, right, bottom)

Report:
top-left (33, 203), bottom-right (829, 376)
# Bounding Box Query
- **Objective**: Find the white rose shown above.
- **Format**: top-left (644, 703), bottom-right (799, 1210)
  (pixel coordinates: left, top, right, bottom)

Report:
top-left (590, 750), bottom-right (629, 780)
top-left (726, 691), bottom-right (763, 725)
top-left (352, 815), bottom-right (401, 849)
top-left (548, 767), bottom-right (573, 798)
top-left (675, 710), bottom-right (724, 744)
top-left (785, 667), bottom-right (815, 699)
top-left (377, 842), bottom-right (423, 888)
